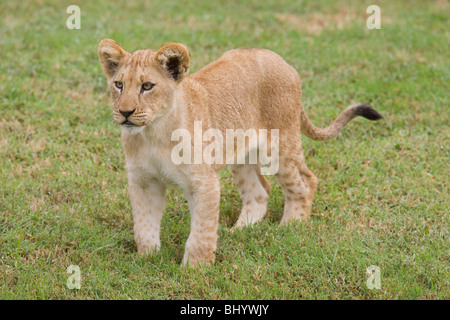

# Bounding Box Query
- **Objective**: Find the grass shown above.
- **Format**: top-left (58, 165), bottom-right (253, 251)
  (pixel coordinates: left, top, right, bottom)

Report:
top-left (0, 0), bottom-right (448, 299)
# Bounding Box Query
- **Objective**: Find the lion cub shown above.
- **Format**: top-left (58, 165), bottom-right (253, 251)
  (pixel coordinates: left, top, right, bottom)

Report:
top-left (98, 39), bottom-right (382, 267)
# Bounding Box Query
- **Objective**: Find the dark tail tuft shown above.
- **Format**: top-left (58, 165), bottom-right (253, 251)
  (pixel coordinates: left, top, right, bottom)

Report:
top-left (354, 104), bottom-right (383, 120)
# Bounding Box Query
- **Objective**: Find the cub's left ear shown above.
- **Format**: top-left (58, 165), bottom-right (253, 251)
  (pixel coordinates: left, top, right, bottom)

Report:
top-left (98, 39), bottom-right (128, 79)
top-left (155, 43), bottom-right (190, 82)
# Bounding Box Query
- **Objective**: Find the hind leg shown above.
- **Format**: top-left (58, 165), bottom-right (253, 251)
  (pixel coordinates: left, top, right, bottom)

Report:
top-left (230, 164), bottom-right (271, 229)
top-left (276, 141), bottom-right (318, 224)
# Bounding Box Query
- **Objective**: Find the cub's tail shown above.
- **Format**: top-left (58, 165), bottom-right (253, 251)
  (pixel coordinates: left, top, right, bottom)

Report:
top-left (300, 103), bottom-right (382, 141)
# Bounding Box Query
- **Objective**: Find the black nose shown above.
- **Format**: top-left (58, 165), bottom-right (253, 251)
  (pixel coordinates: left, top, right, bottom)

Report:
top-left (119, 109), bottom-right (136, 119)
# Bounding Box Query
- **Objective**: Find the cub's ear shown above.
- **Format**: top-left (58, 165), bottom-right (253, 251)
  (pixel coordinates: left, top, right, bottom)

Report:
top-left (98, 39), bottom-right (128, 79)
top-left (155, 42), bottom-right (190, 81)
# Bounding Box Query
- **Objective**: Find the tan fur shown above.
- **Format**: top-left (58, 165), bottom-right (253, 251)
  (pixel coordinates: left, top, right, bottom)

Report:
top-left (98, 39), bottom-right (381, 267)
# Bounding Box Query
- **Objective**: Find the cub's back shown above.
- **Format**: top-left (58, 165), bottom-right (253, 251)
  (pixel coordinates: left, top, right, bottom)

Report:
top-left (189, 48), bottom-right (302, 130)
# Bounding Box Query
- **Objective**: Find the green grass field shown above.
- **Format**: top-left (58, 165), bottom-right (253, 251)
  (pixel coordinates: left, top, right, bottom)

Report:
top-left (0, 0), bottom-right (448, 299)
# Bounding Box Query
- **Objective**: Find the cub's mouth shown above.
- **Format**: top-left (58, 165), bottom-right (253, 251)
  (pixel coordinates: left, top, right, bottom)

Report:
top-left (120, 120), bottom-right (146, 135)
top-left (122, 120), bottom-right (136, 126)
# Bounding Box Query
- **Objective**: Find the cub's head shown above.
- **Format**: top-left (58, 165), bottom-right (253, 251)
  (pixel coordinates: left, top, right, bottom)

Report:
top-left (98, 39), bottom-right (190, 134)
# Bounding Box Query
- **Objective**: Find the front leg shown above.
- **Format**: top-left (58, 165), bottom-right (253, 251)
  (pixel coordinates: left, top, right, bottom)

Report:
top-left (183, 172), bottom-right (221, 267)
top-left (128, 172), bottom-right (166, 256)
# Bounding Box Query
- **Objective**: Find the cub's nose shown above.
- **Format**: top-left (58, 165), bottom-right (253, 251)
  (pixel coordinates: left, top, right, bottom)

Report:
top-left (119, 108), bottom-right (136, 119)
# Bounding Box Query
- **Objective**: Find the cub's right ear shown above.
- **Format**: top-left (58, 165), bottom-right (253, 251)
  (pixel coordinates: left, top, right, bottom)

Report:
top-left (98, 39), bottom-right (128, 79)
top-left (155, 42), bottom-right (190, 82)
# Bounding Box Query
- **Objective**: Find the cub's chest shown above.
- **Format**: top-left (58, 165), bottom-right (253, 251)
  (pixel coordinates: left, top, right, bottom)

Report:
top-left (122, 132), bottom-right (188, 188)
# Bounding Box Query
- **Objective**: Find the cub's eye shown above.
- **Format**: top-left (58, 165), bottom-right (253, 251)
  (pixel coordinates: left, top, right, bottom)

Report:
top-left (114, 81), bottom-right (123, 89)
top-left (141, 82), bottom-right (155, 92)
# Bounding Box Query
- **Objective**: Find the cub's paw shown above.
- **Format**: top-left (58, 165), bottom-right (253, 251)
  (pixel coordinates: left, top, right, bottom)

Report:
top-left (135, 239), bottom-right (160, 257)
top-left (182, 247), bottom-right (215, 268)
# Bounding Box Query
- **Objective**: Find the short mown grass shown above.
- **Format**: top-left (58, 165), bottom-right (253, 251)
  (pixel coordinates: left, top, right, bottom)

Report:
top-left (0, 0), bottom-right (448, 299)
